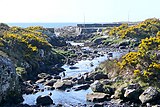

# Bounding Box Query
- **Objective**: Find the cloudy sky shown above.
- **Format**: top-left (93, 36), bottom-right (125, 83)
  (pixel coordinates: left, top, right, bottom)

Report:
top-left (0, 0), bottom-right (159, 23)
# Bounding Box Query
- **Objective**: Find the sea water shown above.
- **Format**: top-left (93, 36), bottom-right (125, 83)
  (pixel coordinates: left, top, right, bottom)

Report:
top-left (7, 23), bottom-right (77, 28)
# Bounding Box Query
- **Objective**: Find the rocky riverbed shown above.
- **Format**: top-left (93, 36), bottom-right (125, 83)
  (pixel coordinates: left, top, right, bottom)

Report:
top-left (19, 42), bottom-right (131, 107)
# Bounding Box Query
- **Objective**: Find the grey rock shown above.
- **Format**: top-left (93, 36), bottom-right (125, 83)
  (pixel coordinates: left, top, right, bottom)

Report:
top-left (36, 95), bottom-right (53, 106)
top-left (103, 86), bottom-right (114, 95)
top-left (72, 84), bottom-right (90, 91)
top-left (111, 99), bottom-right (123, 105)
top-left (93, 72), bottom-right (108, 80)
top-left (25, 87), bottom-right (34, 94)
top-left (124, 83), bottom-right (142, 101)
top-left (139, 87), bottom-right (159, 104)
top-left (101, 79), bottom-right (112, 85)
top-left (93, 103), bottom-right (104, 107)
top-left (119, 46), bottom-right (126, 49)
top-left (44, 79), bottom-right (57, 86)
top-left (77, 76), bottom-right (85, 84)
top-left (0, 56), bottom-right (22, 104)
top-left (45, 86), bottom-right (55, 90)
top-left (90, 80), bottom-right (104, 92)
top-left (57, 103), bottom-right (63, 107)
top-left (69, 66), bottom-right (79, 69)
top-left (54, 80), bottom-right (73, 90)
top-left (87, 72), bottom-right (96, 80)
top-left (113, 84), bottom-right (127, 99)
top-left (53, 75), bottom-right (61, 79)
top-left (35, 78), bottom-right (46, 84)
top-left (16, 104), bottom-right (31, 107)
top-left (108, 52), bottom-right (113, 57)
top-left (38, 73), bottom-right (50, 79)
top-left (86, 92), bottom-right (109, 102)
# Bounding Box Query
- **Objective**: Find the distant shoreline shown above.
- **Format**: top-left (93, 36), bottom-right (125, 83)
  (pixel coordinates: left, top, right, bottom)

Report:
top-left (7, 23), bottom-right (77, 28)
top-left (7, 22), bottom-right (139, 28)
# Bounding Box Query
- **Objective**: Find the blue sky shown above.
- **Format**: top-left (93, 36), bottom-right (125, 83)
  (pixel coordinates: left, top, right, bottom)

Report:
top-left (0, 0), bottom-right (159, 23)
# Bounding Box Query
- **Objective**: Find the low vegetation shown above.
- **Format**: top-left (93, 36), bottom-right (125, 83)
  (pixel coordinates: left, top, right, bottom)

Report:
top-left (118, 32), bottom-right (160, 83)
top-left (109, 18), bottom-right (160, 39)
top-left (0, 25), bottom-right (65, 79)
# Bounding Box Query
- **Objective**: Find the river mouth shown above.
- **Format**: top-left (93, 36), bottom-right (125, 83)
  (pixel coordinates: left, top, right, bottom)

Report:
top-left (22, 42), bottom-right (127, 106)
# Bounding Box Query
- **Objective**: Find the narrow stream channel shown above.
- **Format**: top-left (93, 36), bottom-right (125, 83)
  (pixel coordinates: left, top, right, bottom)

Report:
top-left (23, 42), bottom-right (126, 106)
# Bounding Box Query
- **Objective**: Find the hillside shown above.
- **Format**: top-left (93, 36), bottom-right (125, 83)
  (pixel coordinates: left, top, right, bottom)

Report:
top-left (0, 25), bottom-right (66, 80)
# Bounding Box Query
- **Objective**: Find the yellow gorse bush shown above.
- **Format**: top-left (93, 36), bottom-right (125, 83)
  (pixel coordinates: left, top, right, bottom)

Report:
top-left (118, 35), bottom-right (160, 81)
top-left (25, 26), bottom-right (45, 31)
top-left (3, 30), bottom-right (51, 52)
top-left (109, 24), bottom-right (128, 36)
top-left (108, 18), bottom-right (160, 38)
top-left (134, 69), bottom-right (140, 75)
top-left (120, 52), bottom-right (139, 69)
top-left (1, 26), bottom-right (52, 58)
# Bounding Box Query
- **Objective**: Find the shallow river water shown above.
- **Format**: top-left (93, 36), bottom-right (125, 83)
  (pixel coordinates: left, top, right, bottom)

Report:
top-left (23, 51), bottom-right (124, 106)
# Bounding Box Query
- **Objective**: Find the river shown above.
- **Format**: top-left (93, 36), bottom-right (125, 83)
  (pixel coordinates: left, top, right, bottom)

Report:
top-left (22, 42), bottom-right (126, 106)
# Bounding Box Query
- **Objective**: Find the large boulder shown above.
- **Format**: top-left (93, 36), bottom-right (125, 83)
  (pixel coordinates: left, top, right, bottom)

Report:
top-left (139, 87), bottom-right (159, 104)
top-left (0, 56), bottom-right (23, 104)
top-left (72, 84), bottom-right (90, 91)
top-left (112, 84), bottom-right (127, 99)
top-left (36, 95), bottom-right (53, 106)
top-left (86, 92), bottom-right (110, 102)
top-left (93, 72), bottom-right (108, 80)
top-left (87, 72), bottom-right (108, 81)
top-left (103, 85), bottom-right (115, 96)
top-left (77, 76), bottom-right (85, 84)
top-left (44, 79), bottom-right (57, 86)
top-left (53, 80), bottom-right (73, 90)
top-left (35, 78), bottom-right (46, 84)
top-left (37, 73), bottom-right (51, 79)
top-left (90, 80), bottom-right (104, 92)
top-left (124, 83), bottom-right (142, 102)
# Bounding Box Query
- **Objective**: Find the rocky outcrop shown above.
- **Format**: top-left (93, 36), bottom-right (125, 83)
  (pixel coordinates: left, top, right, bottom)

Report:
top-left (0, 56), bottom-right (23, 104)
top-left (0, 23), bottom-right (10, 31)
top-left (0, 25), bottom-right (66, 80)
